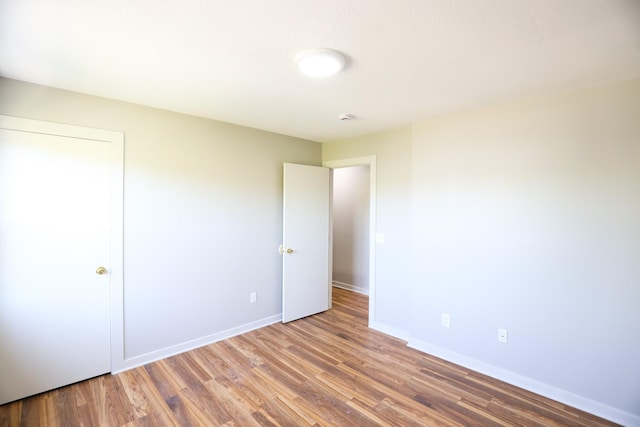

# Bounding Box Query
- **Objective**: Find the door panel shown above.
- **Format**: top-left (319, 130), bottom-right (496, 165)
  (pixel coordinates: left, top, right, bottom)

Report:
top-left (0, 128), bottom-right (111, 404)
top-left (282, 163), bottom-right (331, 323)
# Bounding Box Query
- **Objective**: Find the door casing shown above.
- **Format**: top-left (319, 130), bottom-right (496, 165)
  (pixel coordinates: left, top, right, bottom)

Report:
top-left (323, 156), bottom-right (377, 326)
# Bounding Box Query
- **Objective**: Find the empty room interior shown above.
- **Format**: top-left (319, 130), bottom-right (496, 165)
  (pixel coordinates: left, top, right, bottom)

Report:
top-left (1, 1), bottom-right (639, 426)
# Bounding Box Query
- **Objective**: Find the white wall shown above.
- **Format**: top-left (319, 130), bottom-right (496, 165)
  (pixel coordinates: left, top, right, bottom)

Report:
top-left (323, 127), bottom-right (413, 336)
top-left (410, 78), bottom-right (640, 422)
top-left (332, 166), bottom-right (370, 293)
top-left (0, 77), bottom-right (321, 365)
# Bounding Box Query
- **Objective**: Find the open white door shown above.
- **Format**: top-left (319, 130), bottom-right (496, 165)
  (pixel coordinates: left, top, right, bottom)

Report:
top-left (281, 163), bottom-right (331, 323)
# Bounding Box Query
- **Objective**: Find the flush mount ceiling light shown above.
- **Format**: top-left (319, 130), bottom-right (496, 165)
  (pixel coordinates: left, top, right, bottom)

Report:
top-left (295, 48), bottom-right (346, 77)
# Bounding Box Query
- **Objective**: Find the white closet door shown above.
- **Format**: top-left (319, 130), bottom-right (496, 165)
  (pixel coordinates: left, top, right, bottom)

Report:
top-left (0, 123), bottom-right (112, 404)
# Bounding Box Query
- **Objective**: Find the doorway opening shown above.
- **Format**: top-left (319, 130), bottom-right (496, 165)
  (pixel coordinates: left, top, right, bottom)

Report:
top-left (323, 156), bottom-right (376, 326)
top-left (332, 165), bottom-right (370, 295)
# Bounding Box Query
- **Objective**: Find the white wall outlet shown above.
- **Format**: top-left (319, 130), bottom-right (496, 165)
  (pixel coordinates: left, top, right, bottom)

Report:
top-left (498, 328), bottom-right (508, 344)
top-left (250, 292), bottom-right (257, 303)
top-left (441, 313), bottom-right (450, 328)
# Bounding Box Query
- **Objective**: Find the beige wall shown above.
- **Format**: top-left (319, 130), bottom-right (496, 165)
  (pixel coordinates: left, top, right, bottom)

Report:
top-left (413, 78), bottom-right (640, 422)
top-left (0, 77), bottom-right (321, 365)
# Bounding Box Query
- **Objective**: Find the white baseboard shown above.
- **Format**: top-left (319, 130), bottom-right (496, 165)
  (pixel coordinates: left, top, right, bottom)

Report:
top-left (408, 338), bottom-right (640, 427)
top-left (369, 321), bottom-right (411, 342)
top-left (332, 281), bottom-right (369, 295)
top-left (112, 314), bottom-right (282, 374)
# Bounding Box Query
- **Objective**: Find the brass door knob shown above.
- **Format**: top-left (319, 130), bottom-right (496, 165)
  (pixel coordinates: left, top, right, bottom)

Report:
top-left (96, 266), bottom-right (107, 275)
top-left (278, 245), bottom-right (294, 255)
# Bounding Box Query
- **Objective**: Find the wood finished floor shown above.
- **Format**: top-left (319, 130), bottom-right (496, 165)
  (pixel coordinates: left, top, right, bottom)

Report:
top-left (0, 288), bottom-right (618, 427)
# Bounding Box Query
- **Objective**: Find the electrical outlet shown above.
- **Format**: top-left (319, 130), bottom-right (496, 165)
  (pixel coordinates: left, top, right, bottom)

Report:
top-left (498, 328), bottom-right (508, 344)
top-left (441, 313), bottom-right (450, 328)
top-left (250, 292), bottom-right (257, 303)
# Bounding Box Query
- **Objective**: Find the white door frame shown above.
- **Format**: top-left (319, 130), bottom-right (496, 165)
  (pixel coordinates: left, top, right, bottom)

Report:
top-left (323, 156), bottom-right (376, 326)
top-left (0, 115), bottom-right (125, 373)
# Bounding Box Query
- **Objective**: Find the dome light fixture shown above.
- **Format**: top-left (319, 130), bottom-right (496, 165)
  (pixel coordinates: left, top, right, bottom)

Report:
top-left (295, 48), bottom-right (346, 77)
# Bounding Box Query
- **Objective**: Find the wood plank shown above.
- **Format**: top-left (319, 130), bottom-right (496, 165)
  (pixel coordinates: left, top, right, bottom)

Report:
top-left (0, 400), bottom-right (20, 427)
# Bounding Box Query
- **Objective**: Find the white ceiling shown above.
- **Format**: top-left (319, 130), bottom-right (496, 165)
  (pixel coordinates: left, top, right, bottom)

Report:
top-left (1, 0), bottom-right (639, 142)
